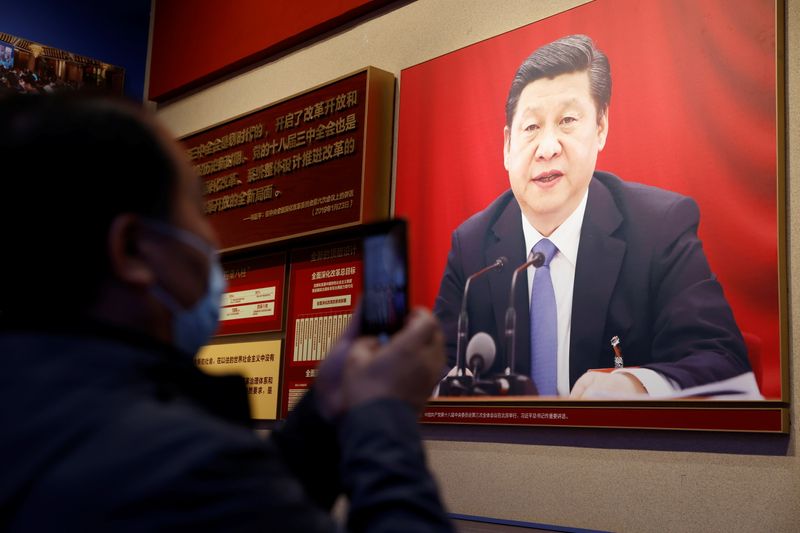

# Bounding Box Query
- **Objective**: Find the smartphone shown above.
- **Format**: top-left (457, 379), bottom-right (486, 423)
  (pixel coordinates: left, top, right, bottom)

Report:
top-left (360, 219), bottom-right (409, 336)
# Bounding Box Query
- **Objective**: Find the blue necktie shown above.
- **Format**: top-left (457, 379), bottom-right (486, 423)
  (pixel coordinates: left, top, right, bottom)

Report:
top-left (530, 239), bottom-right (558, 396)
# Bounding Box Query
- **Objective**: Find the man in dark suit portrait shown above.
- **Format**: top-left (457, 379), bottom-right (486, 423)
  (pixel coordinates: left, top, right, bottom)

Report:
top-left (434, 34), bottom-right (755, 398)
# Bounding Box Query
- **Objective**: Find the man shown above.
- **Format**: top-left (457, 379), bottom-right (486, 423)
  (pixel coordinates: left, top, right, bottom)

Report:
top-left (434, 35), bottom-right (753, 398)
top-left (0, 93), bottom-right (453, 531)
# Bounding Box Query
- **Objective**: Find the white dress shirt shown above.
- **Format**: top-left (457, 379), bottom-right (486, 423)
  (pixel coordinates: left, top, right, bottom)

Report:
top-left (521, 189), bottom-right (677, 396)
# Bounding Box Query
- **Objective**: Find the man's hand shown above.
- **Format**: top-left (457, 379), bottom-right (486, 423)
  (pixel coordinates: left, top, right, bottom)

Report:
top-left (569, 371), bottom-right (647, 399)
top-left (315, 307), bottom-right (445, 419)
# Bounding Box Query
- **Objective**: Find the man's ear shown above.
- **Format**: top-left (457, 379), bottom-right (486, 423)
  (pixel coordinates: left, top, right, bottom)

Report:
top-left (503, 126), bottom-right (511, 171)
top-left (597, 109), bottom-right (609, 151)
top-left (107, 214), bottom-right (155, 287)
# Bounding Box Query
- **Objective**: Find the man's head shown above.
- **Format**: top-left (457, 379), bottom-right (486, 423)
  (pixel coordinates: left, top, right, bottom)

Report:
top-left (505, 34), bottom-right (611, 129)
top-left (0, 93), bottom-right (219, 348)
top-left (503, 35), bottom-right (611, 235)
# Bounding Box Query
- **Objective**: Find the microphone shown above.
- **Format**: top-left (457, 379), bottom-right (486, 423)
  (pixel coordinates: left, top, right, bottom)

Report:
top-left (438, 330), bottom-right (531, 397)
top-left (465, 332), bottom-right (495, 380)
top-left (438, 258), bottom-right (505, 397)
top-left (504, 251), bottom-right (544, 375)
top-left (455, 256), bottom-right (506, 376)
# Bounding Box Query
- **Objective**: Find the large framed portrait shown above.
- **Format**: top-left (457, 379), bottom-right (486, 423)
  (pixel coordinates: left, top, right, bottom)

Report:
top-left (396, 0), bottom-right (787, 431)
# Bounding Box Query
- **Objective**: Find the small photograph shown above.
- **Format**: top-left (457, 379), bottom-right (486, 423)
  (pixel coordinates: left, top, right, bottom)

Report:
top-left (0, 31), bottom-right (124, 95)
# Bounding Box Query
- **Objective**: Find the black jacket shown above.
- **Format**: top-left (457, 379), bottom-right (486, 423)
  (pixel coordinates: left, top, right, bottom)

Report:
top-left (434, 172), bottom-right (750, 389)
top-left (0, 323), bottom-right (452, 532)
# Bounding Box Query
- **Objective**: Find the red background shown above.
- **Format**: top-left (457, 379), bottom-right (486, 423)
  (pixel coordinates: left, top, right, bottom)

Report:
top-left (395, 0), bottom-right (781, 398)
top-left (422, 404), bottom-right (785, 432)
top-left (149, 0), bottom-right (394, 101)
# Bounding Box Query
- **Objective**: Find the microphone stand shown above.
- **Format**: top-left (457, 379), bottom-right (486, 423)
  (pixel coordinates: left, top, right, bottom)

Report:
top-left (456, 257), bottom-right (505, 375)
top-left (438, 254), bottom-right (545, 397)
top-left (439, 257), bottom-right (505, 396)
top-left (497, 251), bottom-right (545, 395)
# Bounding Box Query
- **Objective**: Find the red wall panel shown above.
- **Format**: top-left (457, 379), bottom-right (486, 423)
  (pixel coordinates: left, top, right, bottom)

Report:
top-left (149, 0), bottom-right (394, 101)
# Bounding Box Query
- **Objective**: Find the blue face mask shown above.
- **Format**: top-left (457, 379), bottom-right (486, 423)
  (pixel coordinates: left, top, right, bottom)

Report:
top-left (144, 220), bottom-right (226, 357)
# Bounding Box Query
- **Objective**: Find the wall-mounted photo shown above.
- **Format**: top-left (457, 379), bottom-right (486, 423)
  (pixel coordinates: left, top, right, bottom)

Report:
top-left (396, 0), bottom-right (785, 430)
top-left (0, 31), bottom-right (124, 94)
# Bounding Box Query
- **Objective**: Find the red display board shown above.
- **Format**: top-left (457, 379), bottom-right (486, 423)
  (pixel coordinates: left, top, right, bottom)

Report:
top-left (218, 253), bottom-right (286, 336)
top-left (182, 67), bottom-right (393, 251)
top-left (395, 0), bottom-right (786, 401)
top-left (149, 0), bottom-right (395, 101)
top-left (281, 241), bottom-right (362, 417)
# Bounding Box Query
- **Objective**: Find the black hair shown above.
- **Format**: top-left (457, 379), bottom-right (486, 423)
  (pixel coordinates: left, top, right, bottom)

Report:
top-left (0, 92), bottom-right (179, 315)
top-left (505, 34), bottom-right (611, 127)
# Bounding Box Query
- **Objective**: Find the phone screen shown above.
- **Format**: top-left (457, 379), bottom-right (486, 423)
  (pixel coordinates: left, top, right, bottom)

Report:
top-left (361, 220), bottom-right (408, 336)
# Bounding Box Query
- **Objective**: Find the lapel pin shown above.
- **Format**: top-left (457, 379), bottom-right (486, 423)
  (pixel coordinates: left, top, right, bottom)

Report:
top-left (610, 336), bottom-right (624, 369)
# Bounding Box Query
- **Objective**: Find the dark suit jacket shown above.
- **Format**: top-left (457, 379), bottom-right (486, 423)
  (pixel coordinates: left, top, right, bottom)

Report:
top-left (0, 322), bottom-right (452, 532)
top-left (434, 171), bottom-right (751, 390)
